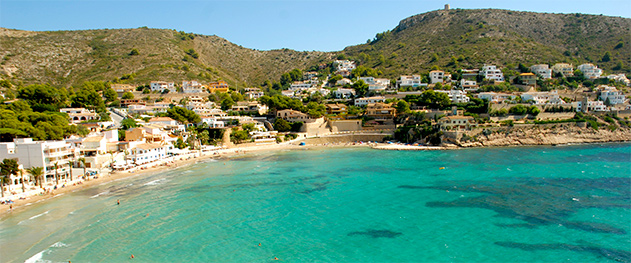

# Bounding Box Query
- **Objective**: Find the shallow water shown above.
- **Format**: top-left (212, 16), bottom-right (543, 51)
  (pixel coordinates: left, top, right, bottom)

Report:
top-left (1, 144), bottom-right (630, 262)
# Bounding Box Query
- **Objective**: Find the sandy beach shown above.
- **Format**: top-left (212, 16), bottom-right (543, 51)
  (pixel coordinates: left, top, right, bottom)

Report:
top-left (0, 142), bottom-right (303, 218)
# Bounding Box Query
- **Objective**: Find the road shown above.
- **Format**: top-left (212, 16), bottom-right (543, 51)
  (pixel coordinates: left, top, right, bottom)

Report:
top-left (108, 108), bottom-right (125, 129)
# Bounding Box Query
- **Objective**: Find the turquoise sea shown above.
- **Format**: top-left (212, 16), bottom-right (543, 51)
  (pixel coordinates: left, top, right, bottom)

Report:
top-left (1, 143), bottom-right (630, 262)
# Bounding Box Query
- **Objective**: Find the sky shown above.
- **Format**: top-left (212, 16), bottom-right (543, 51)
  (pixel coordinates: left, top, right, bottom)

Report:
top-left (1, 0), bottom-right (630, 52)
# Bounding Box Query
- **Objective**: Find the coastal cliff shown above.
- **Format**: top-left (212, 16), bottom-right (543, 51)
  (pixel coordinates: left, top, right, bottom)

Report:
top-left (458, 125), bottom-right (631, 147)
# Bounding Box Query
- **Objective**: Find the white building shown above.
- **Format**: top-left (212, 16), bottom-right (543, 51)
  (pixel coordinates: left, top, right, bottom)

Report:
top-left (182, 81), bottom-right (206, 93)
top-left (199, 116), bottom-right (225, 128)
top-left (80, 136), bottom-right (112, 169)
top-left (480, 65), bottom-right (505, 82)
top-left (127, 143), bottom-right (168, 165)
top-left (530, 64), bottom-right (552, 79)
top-left (0, 138), bottom-right (72, 183)
top-left (551, 63), bottom-right (574, 77)
top-left (251, 131), bottom-right (278, 144)
top-left (429, 70), bottom-right (445, 84)
top-left (150, 81), bottom-right (175, 93)
top-left (607, 74), bottom-right (630, 86)
top-left (598, 86), bottom-right (626, 104)
top-left (336, 78), bottom-right (352, 86)
top-left (245, 90), bottom-right (264, 100)
top-left (520, 91), bottom-right (562, 105)
top-left (60, 108), bottom-right (99, 123)
top-left (577, 63), bottom-right (603, 79)
top-left (147, 117), bottom-right (180, 126)
top-left (359, 77), bottom-right (389, 91)
top-left (477, 92), bottom-right (517, 103)
top-left (354, 96), bottom-right (386, 106)
top-left (459, 79), bottom-right (478, 90)
top-left (397, 75), bottom-right (425, 89)
top-left (332, 88), bottom-right (356, 99)
top-left (290, 82), bottom-right (313, 91)
top-left (574, 100), bottom-right (607, 112)
top-left (334, 60), bottom-right (356, 77)
top-left (435, 90), bottom-right (470, 104)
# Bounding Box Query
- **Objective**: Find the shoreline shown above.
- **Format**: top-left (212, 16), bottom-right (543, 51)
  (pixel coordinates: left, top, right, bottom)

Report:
top-left (2, 136), bottom-right (629, 218)
top-left (0, 142), bottom-right (301, 218)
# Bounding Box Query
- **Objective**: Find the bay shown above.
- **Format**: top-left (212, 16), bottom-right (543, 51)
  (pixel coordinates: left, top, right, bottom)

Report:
top-left (1, 143), bottom-right (630, 262)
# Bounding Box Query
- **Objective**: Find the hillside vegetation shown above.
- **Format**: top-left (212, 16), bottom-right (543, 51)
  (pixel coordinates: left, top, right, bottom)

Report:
top-left (1, 9), bottom-right (629, 87)
top-left (0, 27), bottom-right (332, 87)
top-left (342, 9), bottom-right (631, 78)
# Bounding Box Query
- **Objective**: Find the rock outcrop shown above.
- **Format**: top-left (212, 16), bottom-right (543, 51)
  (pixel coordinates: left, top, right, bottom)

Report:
top-left (459, 125), bottom-right (631, 147)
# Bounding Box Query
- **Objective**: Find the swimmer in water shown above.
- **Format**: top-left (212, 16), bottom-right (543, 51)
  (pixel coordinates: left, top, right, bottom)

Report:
top-left (130, 254), bottom-right (135, 259)
top-left (117, 199), bottom-right (120, 205)
top-left (273, 257), bottom-right (279, 260)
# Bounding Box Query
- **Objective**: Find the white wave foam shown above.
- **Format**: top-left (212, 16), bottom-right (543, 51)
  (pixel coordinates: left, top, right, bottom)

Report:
top-left (25, 242), bottom-right (68, 263)
top-left (29, 210), bottom-right (49, 220)
top-left (90, 191), bottom-right (110, 198)
top-left (144, 178), bottom-right (165, 186)
top-left (50, 241), bottom-right (68, 248)
top-left (24, 249), bottom-right (48, 263)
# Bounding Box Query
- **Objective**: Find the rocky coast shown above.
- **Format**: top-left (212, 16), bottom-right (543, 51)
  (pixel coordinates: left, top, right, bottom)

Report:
top-left (458, 125), bottom-right (631, 148)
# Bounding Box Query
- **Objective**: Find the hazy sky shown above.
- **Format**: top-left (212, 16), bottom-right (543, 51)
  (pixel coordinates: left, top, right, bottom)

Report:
top-left (1, 0), bottom-right (629, 51)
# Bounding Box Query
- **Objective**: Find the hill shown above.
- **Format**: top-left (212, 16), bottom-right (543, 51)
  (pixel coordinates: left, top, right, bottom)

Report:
top-left (0, 9), bottom-right (629, 88)
top-left (342, 9), bottom-right (631, 78)
top-left (0, 27), bottom-right (332, 87)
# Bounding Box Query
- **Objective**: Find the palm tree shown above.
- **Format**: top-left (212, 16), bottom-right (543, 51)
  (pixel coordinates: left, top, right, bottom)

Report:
top-left (69, 161), bottom-right (73, 181)
top-left (54, 162), bottom-right (59, 185)
top-left (0, 159), bottom-right (19, 198)
top-left (20, 169), bottom-right (25, 193)
top-left (78, 158), bottom-right (87, 180)
top-left (27, 167), bottom-right (44, 189)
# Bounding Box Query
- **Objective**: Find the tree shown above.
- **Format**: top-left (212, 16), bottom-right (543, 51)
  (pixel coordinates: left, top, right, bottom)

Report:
top-left (0, 159), bottom-right (18, 197)
top-left (71, 83), bottom-right (107, 112)
top-left (230, 128), bottom-right (250, 144)
top-left (166, 106), bottom-right (201, 124)
top-left (221, 97), bottom-right (235, 111)
top-left (395, 100), bottom-right (410, 114)
top-left (27, 167), bottom-right (44, 189)
top-left (174, 137), bottom-right (186, 149)
top-left (419, 90), bottom-right (451, 109)
top-left (527, 105), bottom-right (541, 116)
top-left (121, 91), bottom-right (134, 100)
top-left (601, 51), bottom-right (611, 62)
top-left (121, 118), bottom-right (138, 130)
top-left (274, 118), bottom-right (291, 132)
top-left (352, 80), bottom-right (369, 98)
top-left (306, 102), bottom-right (326, 118)
top-left (509, 105), bottom-right (528, 115)
top-left (129, 48), bottom-right (140, 56)
top-left (17, 84), bottom-right (69, 111)
top-left (103, 88), bottom-right (117, 103)
top-left (78, 158), bottom-right (87, 180)
top-left (328, 75), bottom-right (343, 86)
top-left (20, 169), bottom-right (25, 193)
top-left (185, 49), bottom-right (199, 59)
top-left (198, 130), bottom-right (210, 145)
top-left (53, 162), bottom-right (59, 185)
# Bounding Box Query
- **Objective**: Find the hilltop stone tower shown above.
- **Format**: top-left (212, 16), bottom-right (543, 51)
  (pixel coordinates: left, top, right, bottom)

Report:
top-left (445, 4), bottom-right (450, 10)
